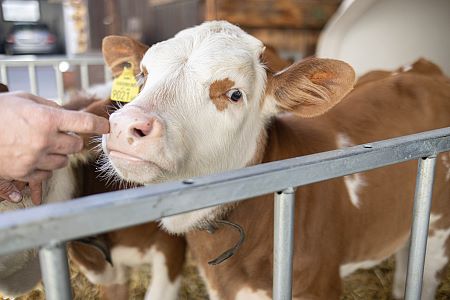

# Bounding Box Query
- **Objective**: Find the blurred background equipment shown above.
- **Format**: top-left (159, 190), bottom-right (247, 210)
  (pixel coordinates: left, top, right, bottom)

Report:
top-left (205, 0), bottom-right (341, 61)
top-left (63, 0), bottom-right (89, 55)
top-left (4, 22), bottom-right (59, 55)
top-left (317, 0), bottom-right (450, 76)
top-left (0, 0), bottom-right (340, 59)
top-left (1, 0), bottom-right (64, 55)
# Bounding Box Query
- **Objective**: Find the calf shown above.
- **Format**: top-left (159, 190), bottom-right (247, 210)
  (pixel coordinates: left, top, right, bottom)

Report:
top-left (101, 21), bottom-right (450, 299)
top-left (0, 88), bottom-right (186, 299)
top-left (67, 97), bottom-right (186, 299)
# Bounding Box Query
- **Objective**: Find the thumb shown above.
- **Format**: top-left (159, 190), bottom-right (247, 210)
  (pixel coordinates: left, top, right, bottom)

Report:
top-left (0, 179), bottom-right (23, 203)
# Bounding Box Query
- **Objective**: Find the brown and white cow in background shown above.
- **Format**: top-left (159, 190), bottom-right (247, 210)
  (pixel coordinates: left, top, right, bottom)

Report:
top-left (0, 83), bottom-right (186, 299)
top-left (68, 97), bottom-right (186, 300)
top-left (101, 21), bottom-right (450, 299)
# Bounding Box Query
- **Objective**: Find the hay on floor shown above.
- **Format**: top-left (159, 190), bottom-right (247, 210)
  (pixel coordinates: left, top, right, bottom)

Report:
top-left (6, 252), bottom-right (450, 300)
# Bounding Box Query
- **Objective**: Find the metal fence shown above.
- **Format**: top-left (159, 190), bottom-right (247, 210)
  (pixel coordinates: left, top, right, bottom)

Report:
top-left (0, 57), bottom-right (449, 300)
top-left (0, 55), bottom-right (110, 104)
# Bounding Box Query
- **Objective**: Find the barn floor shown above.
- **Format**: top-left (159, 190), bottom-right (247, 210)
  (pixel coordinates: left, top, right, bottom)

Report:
top-left (8, 252), bottom-right (450, 300)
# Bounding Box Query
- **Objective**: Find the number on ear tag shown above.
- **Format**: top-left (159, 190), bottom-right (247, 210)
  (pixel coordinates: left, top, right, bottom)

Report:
top-left (110, 66), bottom-right (140, 103)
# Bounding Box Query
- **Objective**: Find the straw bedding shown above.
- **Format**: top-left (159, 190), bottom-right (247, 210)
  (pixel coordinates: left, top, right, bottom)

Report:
top-left (8, 252), bottom-right (450, 300)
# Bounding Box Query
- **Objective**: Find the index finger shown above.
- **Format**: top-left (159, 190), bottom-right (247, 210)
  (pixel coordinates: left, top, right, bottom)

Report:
top-left (55, 110), bottom-right (110, 135)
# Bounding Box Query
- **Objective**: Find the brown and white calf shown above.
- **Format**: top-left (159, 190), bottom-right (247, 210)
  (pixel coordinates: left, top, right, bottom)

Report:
top-left (0, 89), bottom-right (186, 299)
top-left (101, 21), bottom-right (450, 299)
top-left (67, 98), bottom-right (186, 299)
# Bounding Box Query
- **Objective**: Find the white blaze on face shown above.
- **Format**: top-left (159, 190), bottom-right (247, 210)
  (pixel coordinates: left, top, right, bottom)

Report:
top-left (106, 21), bottom-right (268, 184)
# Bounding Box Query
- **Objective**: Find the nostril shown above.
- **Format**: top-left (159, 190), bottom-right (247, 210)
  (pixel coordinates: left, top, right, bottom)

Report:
top-left (130, 121), bottom-right (152, 138)
top-left (133, 128), bottom-right (147, 138)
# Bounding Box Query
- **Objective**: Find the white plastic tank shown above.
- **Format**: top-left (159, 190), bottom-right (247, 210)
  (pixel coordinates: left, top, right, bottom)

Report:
top-left (317, 0), bottom-right (450, 76)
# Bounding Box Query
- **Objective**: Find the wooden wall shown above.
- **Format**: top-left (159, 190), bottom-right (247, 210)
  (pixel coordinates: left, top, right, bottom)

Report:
top-left (205, 0), bottom-right (341, 59)
top-left (87, 0), bottom-right (340, 59)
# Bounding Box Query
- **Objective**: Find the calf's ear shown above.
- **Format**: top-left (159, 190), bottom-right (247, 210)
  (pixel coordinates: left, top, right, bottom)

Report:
top-left (266, 58), bottom-right (355, 118)
top-left (102, 35), bottom-right (149, 77)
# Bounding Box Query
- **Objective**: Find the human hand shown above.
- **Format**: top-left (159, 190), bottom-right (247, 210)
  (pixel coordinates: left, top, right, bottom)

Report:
top-left (0, 92), bottom-right (109, 183)
top-left (0, 179), bottom-right (43, 206)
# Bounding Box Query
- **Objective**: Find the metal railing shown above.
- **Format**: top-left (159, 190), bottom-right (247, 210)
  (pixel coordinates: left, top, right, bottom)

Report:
top-left (0, 55), bottom-right (111, 104)
top-left (0, 126), bottom-right (449, 300)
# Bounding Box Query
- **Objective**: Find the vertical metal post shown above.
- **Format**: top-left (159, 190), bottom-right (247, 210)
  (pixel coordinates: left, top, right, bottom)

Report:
top-left (80, 63), bottom-right (89, 90)
top-left (39, 241), bottom-right (72, 300)
top-left (104, 64), bottom-right (113, 82)
top-left (273, 187), bottom-right (296, 300)
top-left (55, 65), bottom-right (65, 105)
top-left (28, 63), bottom-right (38, 94)
top-left (0, 64), bottom-right (8, 85)
top-left (405, 156), bottom-right (437, 300)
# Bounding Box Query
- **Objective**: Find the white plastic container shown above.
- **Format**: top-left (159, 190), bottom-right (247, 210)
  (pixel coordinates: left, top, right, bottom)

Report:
top-left (317, 0), bottom-right (450, 76)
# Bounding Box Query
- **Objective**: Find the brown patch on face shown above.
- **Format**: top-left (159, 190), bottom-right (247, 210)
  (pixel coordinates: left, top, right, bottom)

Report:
top-left (209, 78), bottom-right (235, 111)
top-left (127, 137), bottom-right (134, 145)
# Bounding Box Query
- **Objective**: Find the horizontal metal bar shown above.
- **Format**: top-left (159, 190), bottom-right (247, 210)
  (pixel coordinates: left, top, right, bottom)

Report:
top-left (273, 188), bottom-right (296, 300)
top-left (405, 156), bottom-right (437, 300)
top-left (0, 54), bottom-right (104, 66)
top-left (0, 127), bottom-right (449, 255)
top-left (39, 242), bottom-right (72, 300)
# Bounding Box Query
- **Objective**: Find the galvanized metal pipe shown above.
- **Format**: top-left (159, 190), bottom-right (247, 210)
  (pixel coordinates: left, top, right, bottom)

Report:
top-left (0, 64), bottom-right (8, 85)
top-left (273, 187), bottom-right (296, 300)
top-left (39, 242), bottom-right (72, 300)
top-left (80, 63), bottom-right (89, 90)
top-left (55, 65), bottom-right (64, 105)
top-left (28, 63), bottom-right (37, 94)
top-left (405, 156), bottom-right (437, 300)
top-left (104, 64), bottom-right (112, 82)
top-left (1, 128), bottom-right (450, 256)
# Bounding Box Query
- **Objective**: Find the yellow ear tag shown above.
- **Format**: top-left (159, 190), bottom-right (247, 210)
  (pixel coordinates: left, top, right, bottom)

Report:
top-left (110, 66), bottom-right (140, 103)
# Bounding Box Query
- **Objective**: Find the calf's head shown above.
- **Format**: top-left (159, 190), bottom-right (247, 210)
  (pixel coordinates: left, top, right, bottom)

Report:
top-left (102, 21), bottom-right (355, 187)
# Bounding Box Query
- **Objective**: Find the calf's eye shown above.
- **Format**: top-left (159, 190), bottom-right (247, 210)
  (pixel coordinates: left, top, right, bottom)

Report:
top-left (226, 89), bottom-right (243, 102)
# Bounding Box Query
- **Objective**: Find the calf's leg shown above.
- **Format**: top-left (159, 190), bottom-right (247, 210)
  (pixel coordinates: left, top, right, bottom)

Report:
top-left (144, 234), bottom-right (186, 300)
top-left (420, 227), bottom-right (450, 299)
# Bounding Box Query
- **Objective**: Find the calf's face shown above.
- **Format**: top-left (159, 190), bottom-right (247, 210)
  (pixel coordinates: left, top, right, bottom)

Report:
top-left (103, 21), bottom-right (355, 185)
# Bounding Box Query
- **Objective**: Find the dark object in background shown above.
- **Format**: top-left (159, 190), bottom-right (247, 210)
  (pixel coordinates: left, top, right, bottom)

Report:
top-left (205, 0), bottom-right (341, 60)
top-left (0, 83), bottom-right (8, 92)
top-left (4, 23), bottom-right (60, 55)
